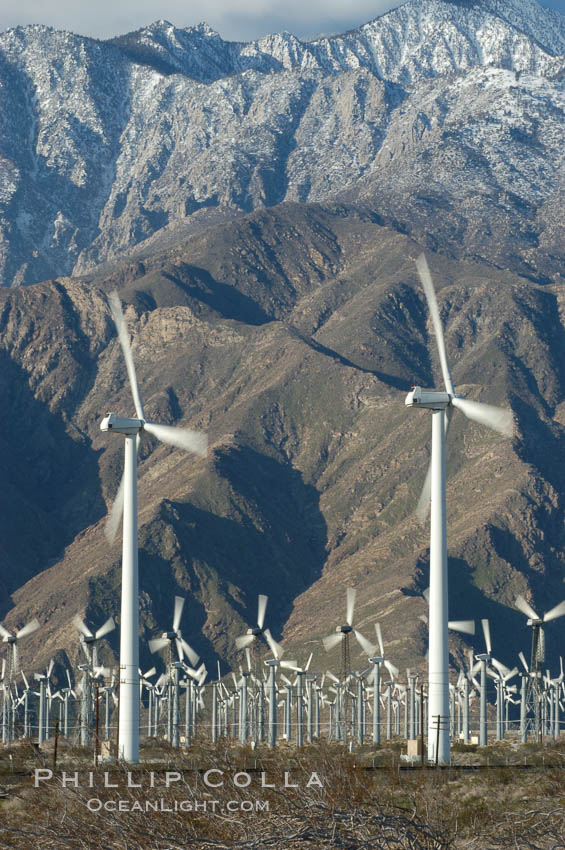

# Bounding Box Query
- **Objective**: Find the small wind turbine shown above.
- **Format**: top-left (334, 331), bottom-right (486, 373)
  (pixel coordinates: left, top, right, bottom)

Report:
top-left (100, 291), bottom-right (207, 762)
top-left (406, 254), bottom-right (513, 763)
top-left (514, 594), bottom-right (565, 738)
top-left (235, 594), bottom-right (283, 658)
top-left (73, 614), bottom-right (115, 671)
top-left (0, 618), bottom-right (40, 676)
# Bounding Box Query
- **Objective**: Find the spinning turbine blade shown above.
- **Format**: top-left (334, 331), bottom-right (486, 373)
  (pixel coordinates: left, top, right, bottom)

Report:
top-left (346, 587), bottom-right (356, 627)
top-left (415, 253), bottom-right (455, 396)
top-left (518, 651), bottom-right (529, 673)
top-left (95, 617), bottom-right (115, 640)
top-left (263, 628), bottom-right (283, 659)
top-left (149, 636), bottom-right (169, 654)
top-left (16, 618), bottom-right (40, 640)
top-left (416, 410), bottom-right (452, 523)
top-left (448, 620), bottom-right (475, 635)
top-left (257, 594), bottom-right (268, 630)
top-left (451, 397), bottom-right (513, 437)
top-left (235, 634), bottom-right (255, 650)
top-left (384, 659), bottom-right (399, 679)
top-left (143, 422), bottom-right (207, 457)
top-left (481, 619), bottom-right (492, 655)
top-left (323, 633), bottom-right (343, 652)
top-left (173, 596), bottom-right (185, 633)
top-left (105, 472), bottom-right (125, 543)
top-left (108, 291), bottom-right (145, 421)
top-left (543, 599), bottom-right (565, 622)
top-left (0, 624), bottom-right (11, 640)
top-left (514, 595), bottom-right (539, 621)
top-left (354, 629), bottom-right (375, 656)
top-left (416, 461), bottom-right (432, 524)
top-left (179, 638), bottom-right (199, 667)
top-left (374, 622), bottom-right (384, 657)
top-left (73, 615), bottom-right (93, 639)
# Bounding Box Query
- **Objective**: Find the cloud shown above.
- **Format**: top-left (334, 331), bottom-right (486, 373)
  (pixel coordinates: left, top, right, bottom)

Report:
top-left (0, 0), bottom-right (399, 41)
top-left (0, 0), bottom-right (563, 42)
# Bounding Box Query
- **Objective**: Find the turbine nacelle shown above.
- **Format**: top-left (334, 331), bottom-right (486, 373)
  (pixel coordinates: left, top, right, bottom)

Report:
top-left (100, 412), bottom-right (144, 435)
top-left (527, 618), bottom-right (543, 627)
top-left (337, 625), bottom-right (353, 634)
top-left (405, 387), bottom-right (451, 410)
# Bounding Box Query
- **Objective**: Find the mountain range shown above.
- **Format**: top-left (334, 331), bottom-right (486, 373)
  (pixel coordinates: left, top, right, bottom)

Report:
top-left (0, 0), bottom-right (564, 681)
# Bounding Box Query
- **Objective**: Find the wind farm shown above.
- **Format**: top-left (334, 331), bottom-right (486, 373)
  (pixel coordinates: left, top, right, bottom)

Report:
top-left (2, 3), bottom-right (565, 842)
top-left (1, 261), bottom-right (564, 768)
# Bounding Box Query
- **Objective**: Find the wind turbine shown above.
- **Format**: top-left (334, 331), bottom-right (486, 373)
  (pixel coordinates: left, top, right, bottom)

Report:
top-left (235, 594), bottom-right (283, 658)
top-left (73, 614), bottom-right (115, 671)
top-left (0, 618), bottom-right (40, 676)
top-left (100, 291), bottom-right (207, 762)
top-left (406, 254), bottom-right (513, 764)
top-left (514, 594), bottom-right (565, 739)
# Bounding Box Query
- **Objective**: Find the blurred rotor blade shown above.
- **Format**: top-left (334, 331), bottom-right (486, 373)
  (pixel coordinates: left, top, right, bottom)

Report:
top-left (423, 587), bottom-right (430, 603)
top-left (263, 628), bottom-right (283, 660)
top-left (384, 659), bottom-right (399, 679)
top-left (47, 659), bottom-right (54, 679)
top-left (66, 669), bottom-right (73, 690)
top-left (325, 670), bottom-right (340, 684)
top-left (515, 595), bottom-right (539, 621)
top-left (280, 659), bottom-right (298, 671)
top-left (73, 615), bottom-right (93, 639)
top-left (374, 623), bottom-right (384, 657)
top-left (346, 587), bottom-right (356, 627)
top-left (518, 651), bottom-right (529, 673)
top-left (354, 629), bottom-right (376, 656)
top-left (481, 619), bottom-right (492, 655)
top-left (235, 634), bottom-right (255, 650)
top-left (0, 624), bottom-right (11, 640)
top-left (80, 640), bottom-right (92, 664)
top-left (305, 652), bottom-right (313, 672)
top-left (448, 620), bottom-right (475, 635)
top-left (173, 596), bottom-right (185, 633)
top-left (105, 472), bottom-right (125, 544)
top-left (323, 633), bottom-right (343, 652)
top-left (16, 618), bottom-right (40, 641)
top-left (143, 421), bottom-right (207, 457)
top-left (491, 657), bottom-right (511, 678)
top-left (149, 636), bottom-right (169, 654)
top-left (544, 599), bottom-right (565, 623)
top-left (257, 594), bottom-right (268, 630)
top-left (417, 411), bottom-right (453, 524)
top-left (179, 638), bottom-right (199, 668)
top-left (142, 666), bottom-right (157, 680)
top-left (245, 648), bottom-right (252, 672)
top-left (93, 666), bottom-right (111, 679)
top-left (95, 617), bottom-right (115, 641)
top-left (108, 291), bottom-right (145, 421)
top-left (21, 671), bottom-right (30, 689)
top-left (415, 253), bottom-right (455, 396)
top-left (416, 460), bottom-right (432, 525)
top-left (451, 396), bottom-right (513, 437)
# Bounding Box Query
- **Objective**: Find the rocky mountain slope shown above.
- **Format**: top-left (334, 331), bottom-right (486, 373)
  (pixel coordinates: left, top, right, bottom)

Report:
top-left (0, 0), bottom-right (564, 680)
top-left (1, 203), bottom-right (565, 678)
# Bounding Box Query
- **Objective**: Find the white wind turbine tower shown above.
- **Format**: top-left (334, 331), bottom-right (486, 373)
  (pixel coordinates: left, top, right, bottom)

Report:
top-left (101, 291), bottom-right (207, 762)
top-left (406, 254), bottom-right (513, 764)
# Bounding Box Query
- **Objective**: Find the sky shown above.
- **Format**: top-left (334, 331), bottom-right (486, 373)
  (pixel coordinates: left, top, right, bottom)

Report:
top-left (0, 0), bottom-right (564, 43)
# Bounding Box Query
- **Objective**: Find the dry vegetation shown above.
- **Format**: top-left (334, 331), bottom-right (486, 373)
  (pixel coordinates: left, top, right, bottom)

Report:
top-left (0, 738), bottom-right (564, 849)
